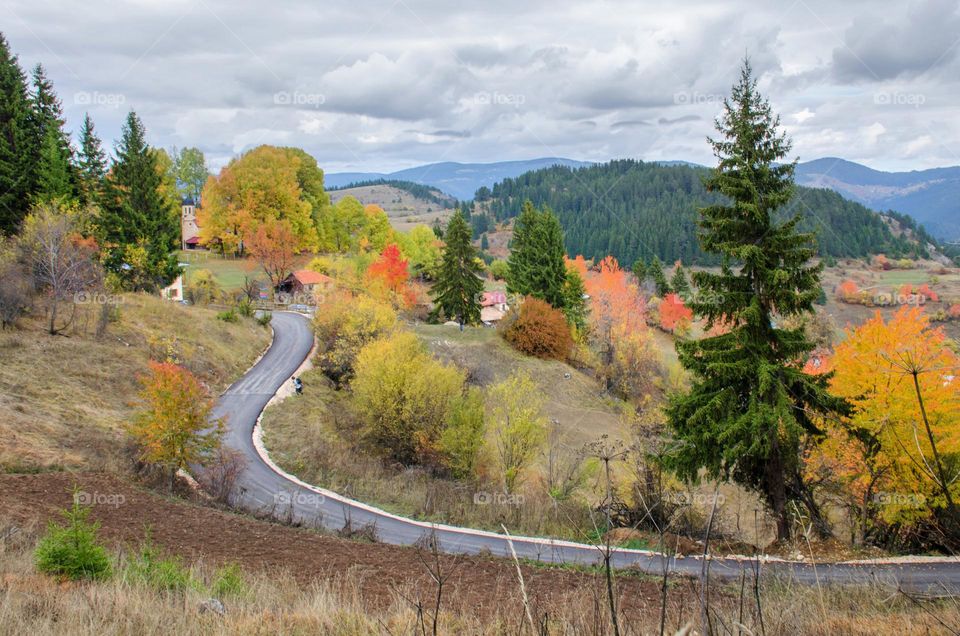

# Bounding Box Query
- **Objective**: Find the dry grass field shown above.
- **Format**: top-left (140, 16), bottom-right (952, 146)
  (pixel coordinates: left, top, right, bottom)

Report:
top-left (330, 184), bottom-right (454, 233)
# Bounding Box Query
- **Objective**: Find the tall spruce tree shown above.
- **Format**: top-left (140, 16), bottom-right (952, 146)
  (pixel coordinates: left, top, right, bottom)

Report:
top-left (670, 262), bottom-right (691, 298)
top-left (506, 200), bottom-right (567, 308)
top-left (631, 257), bottom-right (647, 283)
top-left (649, 255), bottom-right (670, 296)
top-left (0, 33), bottom-right (36, 233)
top-left (664, 61), bottom-right (848, 541)
top-left (431, 210), bottom-right (483, 327)
top-left (76, 113), bottom-right (107, 207)
top-left (101, 110), bottom-right (179, 290)
top-left (562, 264), bottom-right (588, 331)
top-left (29, 64), bottom-right (76, 203)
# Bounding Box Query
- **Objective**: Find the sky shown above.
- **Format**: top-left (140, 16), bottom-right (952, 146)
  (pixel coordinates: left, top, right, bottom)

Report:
top-left (4, 0), bottom-right (959, 174)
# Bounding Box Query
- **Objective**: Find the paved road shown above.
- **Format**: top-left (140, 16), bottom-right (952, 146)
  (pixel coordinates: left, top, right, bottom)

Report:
top-left (208, 311), bottom-right (960, 594)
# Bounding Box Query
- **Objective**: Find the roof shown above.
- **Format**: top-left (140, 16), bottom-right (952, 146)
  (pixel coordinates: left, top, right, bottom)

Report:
top-left (481, 291), bottom-right (507, 307)
top-left (291, 269), bottom-right (334, 285)
top-left (481, 306), bottom-right (506, 322)
top-left (184, 236), bottom-right (201, 245)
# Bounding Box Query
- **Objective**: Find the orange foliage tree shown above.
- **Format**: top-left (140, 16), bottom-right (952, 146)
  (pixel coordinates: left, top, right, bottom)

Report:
top-left (367, 243), bottom-right (414, 307)
top-left (499, 297), bottom-right (572, 360)
top-left (805, 307), bottom-right (960, 542)
top-left (245, 218), bottom-right (297, 289)
top-left (659, 293), bottom-right (693, 334)
top-left (836, 279), bottom-right (860, 302)
top-left (128, 361), bottom-right (223, 492)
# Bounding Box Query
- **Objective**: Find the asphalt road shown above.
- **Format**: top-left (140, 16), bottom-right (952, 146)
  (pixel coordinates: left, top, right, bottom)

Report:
top-left (207, 311), bottom-right (960, 594)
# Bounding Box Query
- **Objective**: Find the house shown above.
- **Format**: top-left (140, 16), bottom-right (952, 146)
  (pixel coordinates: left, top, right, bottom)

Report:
top-left (480, 290), bottom-right (509, 324)
top-left (181, 199), bottom-right (201, 250)
top-left (161, 274), bottom-right (184, 301)
top-left (277, 270), bottom-right (336, 295)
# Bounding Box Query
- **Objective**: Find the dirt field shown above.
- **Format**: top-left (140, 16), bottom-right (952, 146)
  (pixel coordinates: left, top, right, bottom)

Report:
top-left (330, 184), bottom-right (454, 233)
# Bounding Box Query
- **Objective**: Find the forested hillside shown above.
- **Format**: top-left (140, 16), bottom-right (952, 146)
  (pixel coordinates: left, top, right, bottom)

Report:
top-left (482, 160), bottom-right (925, 265)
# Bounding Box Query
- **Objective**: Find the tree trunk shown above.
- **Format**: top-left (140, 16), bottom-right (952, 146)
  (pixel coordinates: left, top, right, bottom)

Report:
top-left (766, 434), bottom-right (791, 542)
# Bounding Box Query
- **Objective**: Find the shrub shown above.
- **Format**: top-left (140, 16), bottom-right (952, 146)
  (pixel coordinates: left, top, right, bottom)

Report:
top-left (125, 539), bottom-right (197, 592)
top-left (210, 562), bottom-right (248, 598)
top-left (34, 494), bottom-right (112, 581)
top-left (256, 311), bottom-right (273, 327)
top-left (488, 259), bottom-right (510, 281)
top-left (216, 308), bottom-right (238, 322)
top-left (313, 292), bottom-right (396, 385)
top-left (185, 269), bottom-right (220, 305)
top-left (352, 331), bottom-right (465, 465)
top-left (437, 388), bottom-right (486, 479)
top-left (499, 297), bottom-right (572, 360)
top-left (236, 296), bottom-right (255, 317)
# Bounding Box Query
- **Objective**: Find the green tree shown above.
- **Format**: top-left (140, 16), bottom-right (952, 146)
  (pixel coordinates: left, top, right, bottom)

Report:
top-left (506, 200), bottom-right (567, 309)
top-left (563, 263), bottom-right (588, 330)
top-left (171, 146), bottom-right (209, 203)
top-left (648, 255), bottom-right (670, 297)
top-left (631, 257), bottom-right (647, 283)
top-left (664, 61), bottom-right (848, 541)
top-left (438, 388), bottom-right (486, 479)
top-left (0, 33), bottom-right (36, 232)
top-left (100, 111), bottom-right (180, 290)
top-left (29, 64), bottom-right (76, 203)
top-left (488, 371), bottom-right (548, 494)
top-left (34, 493), bottom-right (112, 581)
top-left (76, 113), bottom-right (107, 207)
top-left (430, 210), bottom-right (483, 327)
top-left (670, 262), bottom-right (691, 298)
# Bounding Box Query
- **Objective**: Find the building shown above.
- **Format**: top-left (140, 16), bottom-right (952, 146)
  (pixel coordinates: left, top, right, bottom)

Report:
top-left (480, 290), bottom-right (509, 324)
top-left (161, 274), bottom-right (184, 301)
top-left (181, 199), bottom-right (201, 250)
top-left (277, 270), bottom-right (336, 295)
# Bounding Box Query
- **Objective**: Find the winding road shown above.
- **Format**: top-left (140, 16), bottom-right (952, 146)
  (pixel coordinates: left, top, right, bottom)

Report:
top-left (209, 311), bottom-right (960, 594)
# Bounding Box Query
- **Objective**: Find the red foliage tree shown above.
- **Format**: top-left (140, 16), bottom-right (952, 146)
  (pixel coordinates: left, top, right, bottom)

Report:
top-left (659, 293), bottom-right (693, 333)
top-left (367, 243), bottom-right (413, 306)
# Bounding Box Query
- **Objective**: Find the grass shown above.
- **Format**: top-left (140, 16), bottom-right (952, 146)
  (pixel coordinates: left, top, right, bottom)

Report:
top-left (0, 293), bottom-right (271, 471)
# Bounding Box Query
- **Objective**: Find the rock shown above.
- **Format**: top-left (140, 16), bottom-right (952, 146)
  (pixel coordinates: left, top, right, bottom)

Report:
top-left (198, 598), bottom-right (226, 616)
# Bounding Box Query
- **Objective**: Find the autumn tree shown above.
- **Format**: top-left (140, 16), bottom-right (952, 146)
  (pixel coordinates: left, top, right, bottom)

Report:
top-left (487, 371), bottom-right (548, 494)
top-left (430, 210), bottom-right (483, 327)
top-left (246, 218), bottom-right (297, 289)
top-left (395, 224), bottom-right (442, 279)
top-left (313, 292), bottom-right (397, 385)
top-left (20, 202), bottom-right (101, 334)
top-left (665, 60), bottom-right (848, 541)
top-left (128, 361), bottom-right (223, 492)
top-left (808, 308), bottom-right (960, 544)
top-left (367, 243), bottom-right (413, 307)
top-left (658, 293), bottom-right (693, 335)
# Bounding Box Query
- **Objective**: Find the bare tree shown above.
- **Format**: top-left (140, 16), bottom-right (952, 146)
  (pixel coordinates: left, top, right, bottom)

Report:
top-left (20, 203), bottom-right (101, 335)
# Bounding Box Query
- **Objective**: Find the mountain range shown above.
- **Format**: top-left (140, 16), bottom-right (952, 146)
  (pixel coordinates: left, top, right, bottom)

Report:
top-left (326, 157), bottom-right (960, 241)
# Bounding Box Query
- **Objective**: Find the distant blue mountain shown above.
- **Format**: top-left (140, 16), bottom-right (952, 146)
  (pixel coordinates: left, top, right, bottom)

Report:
top-left (795, 158), bottom-right (960, 241)
top-left (325, 158), bottom-right (593, 200)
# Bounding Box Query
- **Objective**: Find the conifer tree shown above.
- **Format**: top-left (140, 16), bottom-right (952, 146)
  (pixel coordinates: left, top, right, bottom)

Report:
top-left (76, 113), bottom-right (107, 207)
top-left (562, 264), bottom-right (588, 331)
top-left (664, 61), bottom-right (848, 541)
top-left (649, 255), bottom-right (670, 297)
top-left (100, 110), bottom-right (179, 290)
top-left (0, 33), bottom-right (36, 232)
top-left (506, 200), bottom-right (567, 309)
top-left (431, 210), bottom-right (483, 327)
top-left (631, 257), bottom-right (647, 283)
top-left (670, 262), bottom-right (691, 299)
top-left (29, 64), bottom-right (76, 202)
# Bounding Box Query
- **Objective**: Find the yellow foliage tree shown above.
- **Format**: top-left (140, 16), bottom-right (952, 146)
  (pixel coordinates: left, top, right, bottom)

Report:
top-left (487, 371), bottom-right (548, 494)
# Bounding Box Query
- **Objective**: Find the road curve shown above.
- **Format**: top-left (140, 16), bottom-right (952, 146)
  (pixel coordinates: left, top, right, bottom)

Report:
top-left (208, 311), bottom-right (960, 594)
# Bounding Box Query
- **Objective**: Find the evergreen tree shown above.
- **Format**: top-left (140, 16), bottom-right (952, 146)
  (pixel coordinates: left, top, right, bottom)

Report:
top-left (432, 217), bottom-right (444, 238)
top-left (664, 61), bottom-right (848, 541)
top-left (430, 210), bottom-right (483, 327)
top-left (506, 200), bottom-right (567, 309)
top-left (0, 33), bottom-right (36, 232)
top-left (100, 110), bottom-right (179, 290)
top-left (649, 255), bottom-right (670, 296)
top-left (562, 264), bottom-right (588, 331)
top-left (29, 64), bottom-right (76, 202)
top-left (76, 113), bottom-right (107, 207)
top-left (631, 257), bottom-right (647, 283)
top-left (480, 233), bottom-right (489, 251)
top-left (670, 262), bottom-right (691, 299)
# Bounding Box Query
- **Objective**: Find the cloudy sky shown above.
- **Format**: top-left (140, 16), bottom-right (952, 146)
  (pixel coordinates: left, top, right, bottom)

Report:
top-left (4, 0), bottom-right (959, 173)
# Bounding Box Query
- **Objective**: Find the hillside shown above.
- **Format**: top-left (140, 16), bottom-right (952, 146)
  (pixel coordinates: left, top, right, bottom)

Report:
top-left (328, 182), bottom-right (453, 232)
top-left (795, 158), bottom-right (960, 241)
top-left (325, 157), bottom-right (593, 200)
top-left (478, 159), bottom-right (933, 266)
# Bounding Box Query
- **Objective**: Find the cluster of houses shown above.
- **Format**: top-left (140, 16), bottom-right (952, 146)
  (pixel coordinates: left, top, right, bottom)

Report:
top-left (165, 199), bottom-right (512, 324)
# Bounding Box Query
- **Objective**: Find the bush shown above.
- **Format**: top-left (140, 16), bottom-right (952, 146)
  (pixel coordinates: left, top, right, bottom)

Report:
top-left (313, 292), bottom-right (396, 385)
top-left (236, 296), bottom-right (255, 317)
top-left (216, 308), bottom-right (238, 323)
top-left (352, 331), bottom-right (465, 465)
top-left (210, 562), bottom-right (247, 598)
top-left (125, 539), bottom-right (197, 592)
top-left (499, 297), bottom-right (572, 360)
top-left (34, 495), bottom-right (112, 581)
top-left (185, 269), bottom-right (220, 305)
top-left (488, 259), bottom-right (510, 281)
top-left (438, 388), bottom-right (486, 479)
top-left (256, 311), bottom-right (273, 327)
